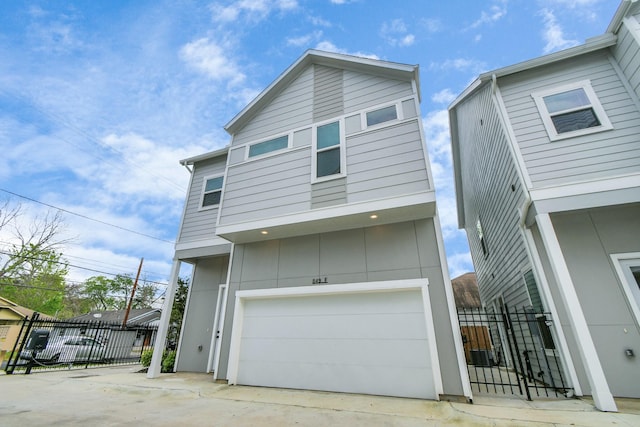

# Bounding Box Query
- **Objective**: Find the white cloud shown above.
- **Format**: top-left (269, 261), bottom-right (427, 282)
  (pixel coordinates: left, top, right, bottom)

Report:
top-left (431, 88), bottom-right (457, 105)
top-left (180, 38), bottom-right (246, 86)
top-left (421, 18), bottom-right (442, 34)
top-left (540, 8), bottom-right (579, 54)
top-left (468, 1), bottom-right (508, 29)
top-left (210, 0), bottom-right (298, 24)
top-left (380, 19), bottom-right (415, 47)
top-left (429, 58), bottom-right (487, 75)
top-left (314, 41), bottom-right (379, 60)
top-left (287, 31), bottom-right (323, 47)
top-left (447, 252), bottom-right (474, 279)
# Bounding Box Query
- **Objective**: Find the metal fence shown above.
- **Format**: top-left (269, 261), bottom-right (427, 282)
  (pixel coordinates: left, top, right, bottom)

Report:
top-left (458, 305), bottom-right (571, 400)
top-left (4, 313), bottom-right (157, 374)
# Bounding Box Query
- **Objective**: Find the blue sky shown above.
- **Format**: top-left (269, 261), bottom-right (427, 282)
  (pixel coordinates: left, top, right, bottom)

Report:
top-left (0, 0), bottom-right (620, 288)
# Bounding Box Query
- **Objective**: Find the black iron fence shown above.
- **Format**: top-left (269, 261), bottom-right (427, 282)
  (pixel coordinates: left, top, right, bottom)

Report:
top-left (4, 313), bottom-right (157, 374)
top-left (458, 305), bottom-right (571, 400)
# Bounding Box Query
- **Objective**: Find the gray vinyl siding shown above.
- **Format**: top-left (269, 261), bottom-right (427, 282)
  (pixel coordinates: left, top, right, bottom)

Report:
top-left (178, 156), bottom-right (227, 244)
top-left (232, 67), bottom-right (314, 146)
top-left (499, 50), bottom-right (640, 188)
top-left (343, 70), bottom-right (413, 114)
top-left (216, 219), bottom-right (465, 396)
top-left (612, 20), bottom-right (640, 98)
top-left (346, 120), bottom-right (430, 202)
top-left (453, 83), bottom-right (531, 309)
top-left (313, 65), bottom-right (343, 122)
top-left (311, 178), bottom-right (346, 208)
top-left (218, 148), bottom-right (311, 224)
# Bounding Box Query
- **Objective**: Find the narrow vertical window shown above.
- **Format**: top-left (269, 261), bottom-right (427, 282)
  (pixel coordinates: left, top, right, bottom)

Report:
top-left (476, 218), bottom-right (488, 257)
top-left (202, 175), bottom-right (223, 208)
top-left (316, 121), bottom-right (341, 178)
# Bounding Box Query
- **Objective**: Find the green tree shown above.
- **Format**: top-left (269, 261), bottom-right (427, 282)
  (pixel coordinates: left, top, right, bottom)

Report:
top-left (0, 201), bottom-right (70, 316)
top-left (167, 277), bottom-right (189, 348)
top-left (81, 274), bottom-right (157, 311)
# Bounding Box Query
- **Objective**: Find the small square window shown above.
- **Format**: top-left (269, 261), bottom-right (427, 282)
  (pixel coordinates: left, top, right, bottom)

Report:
top-left (366, 105), bottom-right (398, 127)
top-left (532, 80), bottom-right (612, 141)
top-left (202, 175), bottom-right (223, 208)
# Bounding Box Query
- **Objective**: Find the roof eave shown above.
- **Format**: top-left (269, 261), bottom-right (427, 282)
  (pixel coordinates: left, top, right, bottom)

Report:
top-left (607, 0), bottom-right (636, 34)
top-left (179, 146), bottom-right (229, 166)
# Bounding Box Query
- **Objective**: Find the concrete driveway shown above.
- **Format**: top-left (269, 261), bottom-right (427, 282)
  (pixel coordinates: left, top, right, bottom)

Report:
top-left (1, 365), bottom-right (639, 426)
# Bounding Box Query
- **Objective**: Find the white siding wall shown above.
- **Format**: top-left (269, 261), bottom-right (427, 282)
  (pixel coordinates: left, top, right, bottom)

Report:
top-left (347, 120), bottom-right (430, 202)
top-left (178, 156), bottom-right (227, 244)
top-left (455, 83), bottom-right (531, 308)
top-left (343, 70), bottom-right (413, 114)
top-left (232, 67), bottom-right (314, 146)
top-left (219, 148), bottom-right (311, 224)
top-left (500, 50), bottom-right (640, 188)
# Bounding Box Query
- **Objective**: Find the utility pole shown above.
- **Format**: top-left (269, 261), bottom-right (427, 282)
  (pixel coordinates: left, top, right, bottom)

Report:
top-left (122, 258), bottom-right (144, 328)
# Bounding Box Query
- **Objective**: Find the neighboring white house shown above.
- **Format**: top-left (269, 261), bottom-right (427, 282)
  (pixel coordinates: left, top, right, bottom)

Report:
top-left (149, 49), bottom-right (471, 401)
top-left (448, 0), bottom-right (640, 411)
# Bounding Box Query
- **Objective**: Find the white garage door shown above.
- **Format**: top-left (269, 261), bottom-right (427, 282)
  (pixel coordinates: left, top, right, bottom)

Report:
top-left (227, 280), bottom-right (441, 399)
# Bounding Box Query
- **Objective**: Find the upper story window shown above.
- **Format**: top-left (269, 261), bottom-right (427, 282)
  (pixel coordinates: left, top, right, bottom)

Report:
top-left (248, 135), bottom-right (288, 158)
top-left (532, 80), bottom-right (612, 141)
top-left (201, 175), bottom-right (223, 209)
top-left (476, 218), bottom-right (488, 258)
top-left (314, 120), bottom-right (344, 180)
top-left (366, 105), bottom-right (398, 127)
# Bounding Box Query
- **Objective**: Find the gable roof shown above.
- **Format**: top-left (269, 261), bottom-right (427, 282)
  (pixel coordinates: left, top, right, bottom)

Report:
top-left (224, 49), bottom-right (420, 135)
top-left (67, 308), bottom-right (161, 325)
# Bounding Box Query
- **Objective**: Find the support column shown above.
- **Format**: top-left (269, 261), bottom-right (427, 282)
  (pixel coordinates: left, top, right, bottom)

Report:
top-left (147, 259), bottom-right (181, 379)
top-left (536, 213), bottom-right (617, 412)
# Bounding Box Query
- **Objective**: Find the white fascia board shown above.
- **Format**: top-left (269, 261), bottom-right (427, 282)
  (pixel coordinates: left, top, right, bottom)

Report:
top-left (180, 146), bottom-right (229, 166)
top-left (174, 237), bottom-right (232, 252)
top-left (216, 191), bottom-right (436, 241)
top-left (235, 278), bottom-right (428, 300)
top-left (448, 107), bottom-right (466, 229)
top-left (606, 0), bottom-right (636, 33)
top-left (530, 173), bottom-right (640, 202)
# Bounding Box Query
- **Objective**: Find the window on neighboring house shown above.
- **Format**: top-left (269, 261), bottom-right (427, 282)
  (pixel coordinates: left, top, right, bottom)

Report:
top-left (201, 175), bottom-right (223, 208)
top-left (366, 105), bottom-right (398, 127)
top-left (248, 135), bottom-right (288, 158)
top-left (532, 80), bottom-right (612, 141)
top-left (315, 121), bottom-right (343, 179)
top-left (523, 269), bottom-right (555, 350)
top-left (476, 218), bottom-right (488, 257)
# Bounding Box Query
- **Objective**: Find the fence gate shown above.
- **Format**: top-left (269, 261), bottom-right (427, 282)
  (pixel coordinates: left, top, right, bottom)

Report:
top-left (3, 314), bottom-right (157, 374)
top-left (457, 305), bottom-right (571, 400)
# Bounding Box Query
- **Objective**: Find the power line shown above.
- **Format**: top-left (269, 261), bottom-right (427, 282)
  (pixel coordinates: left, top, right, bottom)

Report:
top-left (0, 88), bottom-right (187, 195)
top-left (0, 188), bottom-right (175, 244)
top-left (0, 250), bottom-right (169, 287)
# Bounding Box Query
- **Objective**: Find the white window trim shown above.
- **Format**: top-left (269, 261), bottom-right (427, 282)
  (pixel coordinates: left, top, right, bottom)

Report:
top-left (611, 252), bottom-right (640, 328)
top-left (245, 132), bottom-right (291, 160)
top-left (199, 173), bottom-right (224, 211)
top-left (311, 118), bottom-right (346, 183)
top-left (532, 80), bottom-right (613, 141)
top-left (361, 102), bottom-right (402, 130)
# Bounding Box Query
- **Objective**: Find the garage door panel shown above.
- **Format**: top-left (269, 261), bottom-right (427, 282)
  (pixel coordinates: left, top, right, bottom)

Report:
top-left (239, 337), bottom-right (431, 366)
top-left (242, 290), bottom-right (423, 317)
top-left (238, 360), bottom-right (435, 398)
top-left (241, 312), bottom-right (428, 340)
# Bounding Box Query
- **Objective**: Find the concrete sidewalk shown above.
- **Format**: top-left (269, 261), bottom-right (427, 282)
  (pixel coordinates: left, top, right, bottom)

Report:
top-left (1, 365), bottom-right (639, 426)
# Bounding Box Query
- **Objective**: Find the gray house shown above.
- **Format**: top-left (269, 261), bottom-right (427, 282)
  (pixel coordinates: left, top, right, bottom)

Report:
top-left (149, 49), bottom-right (471, 401)
top-left (449, 0), bottom-right (640, 411)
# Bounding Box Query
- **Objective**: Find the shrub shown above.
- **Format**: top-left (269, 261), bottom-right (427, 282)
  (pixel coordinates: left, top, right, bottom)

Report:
top-left (140, 349), bottom-right (153, 367)
top-left (161, 351), bottom-right (176, 373)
